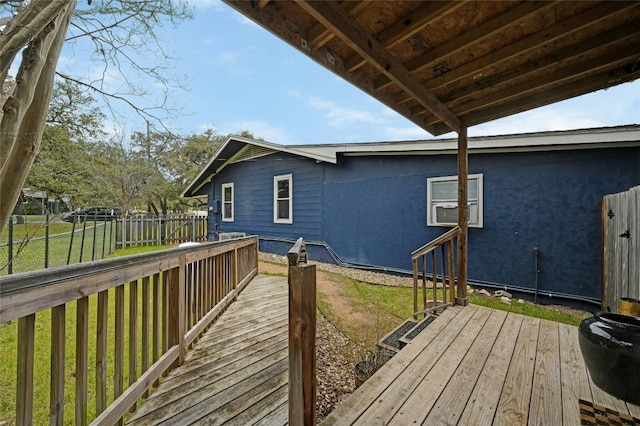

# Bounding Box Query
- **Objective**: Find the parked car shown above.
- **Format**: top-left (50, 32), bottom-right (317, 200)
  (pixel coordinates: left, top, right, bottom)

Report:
top-left (62, 206), bottom-right (122, 222)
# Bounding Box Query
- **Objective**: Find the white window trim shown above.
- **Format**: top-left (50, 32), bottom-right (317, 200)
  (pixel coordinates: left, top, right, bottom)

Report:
top-left (427, 173), bottom-right (483, 228)
top-left (273, 174), bottom-right (293, 224)
top-left (222, 182), bottom-right (234, 222)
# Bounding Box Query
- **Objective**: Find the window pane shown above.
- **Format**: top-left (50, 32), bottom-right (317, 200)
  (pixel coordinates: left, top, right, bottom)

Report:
top-left (224, 187), bottom-right (232, 201)
top-left (223, 203), bottom-right (231, 218)
top-left (468, 178), bottom-right (478, 199)
top-left (432, 181), bottom-right (457, 200)
top-left (277, 180), bottom-right (289, 198)
top-left (277, 200), bottom-right (289, 219)
top-left (432, 179), bottom-right (478, 200)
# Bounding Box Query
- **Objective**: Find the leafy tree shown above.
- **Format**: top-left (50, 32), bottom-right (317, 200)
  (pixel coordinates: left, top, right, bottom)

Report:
top-left (25, 80), bottom-right (106, 208)
top-left (0, 0), bottom-right (191, 234)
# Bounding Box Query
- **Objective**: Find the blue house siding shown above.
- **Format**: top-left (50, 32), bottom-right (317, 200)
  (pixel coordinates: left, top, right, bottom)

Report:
top-left (210, 152), bottom-right (324, 242)
top-left (320, 148), bottom-right (639, 300)
top-left (197, 137), bottom-right (639, 303)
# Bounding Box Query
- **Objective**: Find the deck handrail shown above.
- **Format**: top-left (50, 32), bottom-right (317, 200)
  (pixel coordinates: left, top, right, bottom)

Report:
top-left (412, 227), bottom-right (461, 318)
top-left (411, 226), bottom-right (461, 260)
top-left (0, 236), bottom-right (259, 425)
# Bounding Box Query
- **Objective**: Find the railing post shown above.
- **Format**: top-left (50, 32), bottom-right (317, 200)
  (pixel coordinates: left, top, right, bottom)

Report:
top-left (287, 238), bottom-right (316, 426)
top-left (168, 255), bottom-right (186, 367)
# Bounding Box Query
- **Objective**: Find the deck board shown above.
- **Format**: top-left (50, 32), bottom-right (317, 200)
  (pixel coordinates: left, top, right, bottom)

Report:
top-left (422, 309), bottom-right (508, 425)
top-left (129, 274), bottom-right (638, 425)
top-left (322, 304), bottom-right (636, 425)
top-left (457, 313), bottom-right (523, 426)
top-left (127, 275), bottom-right (288, 425)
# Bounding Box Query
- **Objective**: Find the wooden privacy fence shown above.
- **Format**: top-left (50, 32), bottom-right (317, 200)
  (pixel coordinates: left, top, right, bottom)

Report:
top-left (117, 215), bottom-right (208, 248)
top-left (411, 226), bottom-right (461, 319)
top-left (602, 184), bottom-right (640, 312)
top-left (0, 236), bottom-right (258, 426)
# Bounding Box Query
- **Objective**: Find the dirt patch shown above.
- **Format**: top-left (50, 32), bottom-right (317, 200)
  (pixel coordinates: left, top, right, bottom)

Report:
top-left (259, 260), bottom-right (378, 421)
top-left (259, 260), bottom-right (374, 348)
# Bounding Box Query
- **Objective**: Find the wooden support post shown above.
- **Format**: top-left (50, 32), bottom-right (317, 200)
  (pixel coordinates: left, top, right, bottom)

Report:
top-left (456, 122), bottom-right (469, 305)
top-left (288, 238), bottom-right (316, 426)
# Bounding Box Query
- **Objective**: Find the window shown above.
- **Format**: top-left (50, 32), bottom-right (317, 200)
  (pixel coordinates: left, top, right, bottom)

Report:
top-left (274, 174), bottom-right (292, 224)
top-left (222, 182), bottom-right (234, 222)
top-left (427, 174), bottom-right (483, 228)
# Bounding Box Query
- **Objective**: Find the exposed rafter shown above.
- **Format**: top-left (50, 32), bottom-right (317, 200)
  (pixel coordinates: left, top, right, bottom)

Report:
top-left (295, 0), bottom-right (461, 134)
top-left (222, 0), bottom-right (640, 136)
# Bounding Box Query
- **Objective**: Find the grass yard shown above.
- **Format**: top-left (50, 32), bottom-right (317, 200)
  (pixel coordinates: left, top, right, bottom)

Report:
top-left (315, 272), bottom-right (590, 351)
top-left (1, 220), bottom-right (118, 274)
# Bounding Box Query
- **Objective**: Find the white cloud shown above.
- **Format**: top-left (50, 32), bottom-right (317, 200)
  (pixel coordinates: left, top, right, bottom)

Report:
top-left (220, 120), bottom-right (292, 144)
top-left (215, 51), bottom-right (240, 64)
top-left (470, 108), bottom-right (603, 137)
top-left (383, 126), bottom-right (431, 140)
top-left (186, 0), bottom-right (224, 10)
top-left (308, 97), bottom-right (385, 128)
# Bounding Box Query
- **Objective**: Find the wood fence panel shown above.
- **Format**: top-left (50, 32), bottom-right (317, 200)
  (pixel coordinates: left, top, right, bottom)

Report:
top-left (116, 215), bottom-right (207, 248)
top-left (602, 185), bottom-right (640, 311)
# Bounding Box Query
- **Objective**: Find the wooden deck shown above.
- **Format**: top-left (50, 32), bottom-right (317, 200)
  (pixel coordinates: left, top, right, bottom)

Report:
top-left (323, 304), bottom-right (640, 425)
top-left (129, 274), bottom-right (640, 425)
top-left (127, 274), bottom-right (289, 425)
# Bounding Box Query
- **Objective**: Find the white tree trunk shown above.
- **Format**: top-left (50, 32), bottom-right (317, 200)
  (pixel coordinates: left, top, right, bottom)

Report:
top-left (0, 0), bottom-right (76, 235)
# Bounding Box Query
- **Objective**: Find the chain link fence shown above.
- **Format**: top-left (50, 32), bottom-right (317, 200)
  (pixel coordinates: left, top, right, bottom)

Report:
top-left (0, 215), bottom-right (117, 275)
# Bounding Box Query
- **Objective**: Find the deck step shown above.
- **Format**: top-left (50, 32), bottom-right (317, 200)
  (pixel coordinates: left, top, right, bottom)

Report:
top-left (377, 314), bottom-right (438, 354)
top-left (399, 315), bottom-right (437, 348)
top-left (377, 319), bottom-right (418, 353)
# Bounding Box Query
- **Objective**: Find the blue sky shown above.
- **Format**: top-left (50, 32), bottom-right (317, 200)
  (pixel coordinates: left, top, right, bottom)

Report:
top-left (59, 0), bottom-right (640, 144)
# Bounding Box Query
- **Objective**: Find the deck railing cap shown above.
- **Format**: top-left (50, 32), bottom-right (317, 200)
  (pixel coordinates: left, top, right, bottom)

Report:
top-left (287, 237), bottom-right (307, 266)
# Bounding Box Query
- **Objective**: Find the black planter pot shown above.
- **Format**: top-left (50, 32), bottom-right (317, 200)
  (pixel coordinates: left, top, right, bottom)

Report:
top-left (578, 312), bottom-right (640, 405)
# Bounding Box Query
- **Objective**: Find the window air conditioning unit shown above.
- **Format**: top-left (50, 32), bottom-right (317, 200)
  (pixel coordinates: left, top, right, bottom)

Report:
top-left (433, 203), bottom-right (475, 226)
top-left (219, 232), bottom-right (246, 241)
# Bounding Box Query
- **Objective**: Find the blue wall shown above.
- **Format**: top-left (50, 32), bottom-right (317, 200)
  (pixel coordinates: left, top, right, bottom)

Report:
top-left (207, 146), bottom-right (640, 300)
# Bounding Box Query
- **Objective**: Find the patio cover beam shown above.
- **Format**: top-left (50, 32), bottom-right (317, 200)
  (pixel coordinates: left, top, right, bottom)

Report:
top-left (295, 0), bottom-right (461, 135)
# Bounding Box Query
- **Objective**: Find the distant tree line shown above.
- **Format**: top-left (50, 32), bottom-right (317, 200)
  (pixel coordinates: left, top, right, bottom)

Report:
top-left (24, 79), bottom-right (243, 216)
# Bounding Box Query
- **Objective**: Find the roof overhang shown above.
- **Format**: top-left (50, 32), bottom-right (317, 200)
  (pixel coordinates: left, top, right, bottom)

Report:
top-left (222, 1), bottom-right (640, 136)
top-left (182, 125), bottom-right (640, 198)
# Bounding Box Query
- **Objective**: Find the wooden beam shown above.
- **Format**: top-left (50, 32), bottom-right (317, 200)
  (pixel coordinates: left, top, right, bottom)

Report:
top-left (307, 1), bottom-right (372, 50)
top-left (431, 43), bottom-right (640, 124)
top-left (296, 0), bottom-right (461, 133)
top-left (374, 1), bottom-right (556, 91)
top-left (345, 1), bottom-right (462, 72)
top-left (433, 25), bottom-right (640, 109)
top-left (395, 0), bottom-right (638, 104)
top-left (456, 122), bottom-right (468, 305)
top-left (431, 64), bottom-right (640, 135)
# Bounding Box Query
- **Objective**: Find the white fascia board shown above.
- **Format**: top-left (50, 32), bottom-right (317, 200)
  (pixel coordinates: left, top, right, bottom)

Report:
top-left (339, 126), bottom-right (640, 156)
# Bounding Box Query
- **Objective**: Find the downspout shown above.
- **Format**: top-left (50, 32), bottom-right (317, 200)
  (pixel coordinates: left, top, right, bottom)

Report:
top-left (533, 247), bottom-right (540, 304)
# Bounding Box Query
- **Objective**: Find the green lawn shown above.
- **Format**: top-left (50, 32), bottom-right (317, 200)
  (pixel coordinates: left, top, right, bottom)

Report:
top-left (1, 220), bottom-right (117, 275)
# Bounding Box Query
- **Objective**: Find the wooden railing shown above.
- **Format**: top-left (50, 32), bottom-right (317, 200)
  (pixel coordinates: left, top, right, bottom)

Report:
top-left (0, 236), bottom-right (258, 426)
top-left (411, 227), bottom-right (461, 319)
